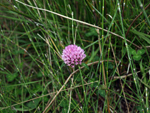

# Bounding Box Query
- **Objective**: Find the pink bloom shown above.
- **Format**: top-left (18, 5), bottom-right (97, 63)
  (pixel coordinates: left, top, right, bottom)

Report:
top-left (62, 44), bottom-right (86, 68)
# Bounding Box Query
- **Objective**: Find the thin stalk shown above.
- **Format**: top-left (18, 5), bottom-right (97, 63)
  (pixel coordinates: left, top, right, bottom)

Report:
top-left (42, 60), bottom-right (113, 113)
top-left (67, 77), bottom-right (73, 113)
top-left (71, 12), bottom-right (75, 44)
top-left (117, 0), bottom-right (144, 108)
top-left (15, 0), bottom-right (140, 49)
top-left (102, 0), bottom-right (110, 112)
top-left (125, 3), bottom-right (150, 37)
top-left (68, 5), bottom-right (75, 44)
top-left (143, 71), bottom-right (149, 111)
top-left (137, 0), bottom-right (150, 26)
top-left (96, 29), bottom-right (110, 113)
top-left (79, 66), bottom-right (88, 112)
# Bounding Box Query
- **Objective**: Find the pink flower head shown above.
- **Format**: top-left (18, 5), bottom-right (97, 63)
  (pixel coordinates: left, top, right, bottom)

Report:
top-left (62, 44), bottom-right (86, 68)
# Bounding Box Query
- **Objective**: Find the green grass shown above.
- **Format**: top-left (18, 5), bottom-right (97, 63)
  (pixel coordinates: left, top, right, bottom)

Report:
top-left (0, 0), bottom-right (150, 113)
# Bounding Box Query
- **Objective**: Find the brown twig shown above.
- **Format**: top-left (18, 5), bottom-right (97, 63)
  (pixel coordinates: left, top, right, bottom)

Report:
top-left (15, 0), bottom-right (141, 49)
top-left (1, 80), bottom-right (100, 110)
top-left (113, 67), bottom-right (150, 80)
top-left (43, 60), bottom-right (113, 113)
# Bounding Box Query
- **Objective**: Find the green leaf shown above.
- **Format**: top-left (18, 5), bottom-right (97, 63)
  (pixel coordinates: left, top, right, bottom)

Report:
top-left (85, 28), bottom-right (98, 37)
top-left (122, 47), bottom-right (126, 53)
top-left (60, 100), bottom-right (68, 107)
top-left (44, 97), bottom-right (49, 102)
top-left (75, 76), bottom-right (81, 82)
top-left (130, 30), bottom-right (150, 44)
top-left (61, 62), bottom-right (65, 68)
top-left (81, 63), bottom-right (89, 70)
top-left (37, 71), bottom-right (43, 78)
top-left (101, 84), bottom-right (107, 90)
top-left (7, 86), bottom-right (15, 92)
top-left (136, 106), bottom-right (144, 113)
top-left (137, 49), bottom-right (145, 55)
top-left (97, 89), bottom-right (105, 98)
top-left (6, 73), bottom-right (18, 82)
top-left (140, 60), bottom-right (145, 76)
top-left (26, 98), bottom-right (41, 109)
top-left (91, 82), bottom-right (99, 88)
top-left (61, 108), bottom-right (67, 113)
top-left (129, 48), bottom-right (136, 55)
top-left (105, 62), bottom-right (114, 69)
top-left (0, 109), bottom-right (17, 113)
top-left (33, 84), bottom-right (43, 93)
top-left (133, 55), bottom-right (142, 61)
top-left (13, 50), bottom-right (24, 55)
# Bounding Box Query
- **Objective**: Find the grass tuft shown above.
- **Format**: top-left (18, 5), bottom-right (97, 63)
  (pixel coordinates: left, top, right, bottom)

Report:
top-left (0, 0), bottom-right (150, 112)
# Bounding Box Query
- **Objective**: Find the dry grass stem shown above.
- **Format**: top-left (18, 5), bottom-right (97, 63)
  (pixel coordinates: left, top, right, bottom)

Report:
top-left (15, 0), bottom-right (141, 49)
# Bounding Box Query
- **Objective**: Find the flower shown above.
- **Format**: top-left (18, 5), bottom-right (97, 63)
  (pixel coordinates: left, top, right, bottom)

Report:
top-left (61, 44), bottom-right (86, 68)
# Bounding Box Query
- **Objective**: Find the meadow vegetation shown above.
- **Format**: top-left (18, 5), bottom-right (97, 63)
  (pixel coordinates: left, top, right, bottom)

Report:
top-left (0, 0), bottom-right (150, 112)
